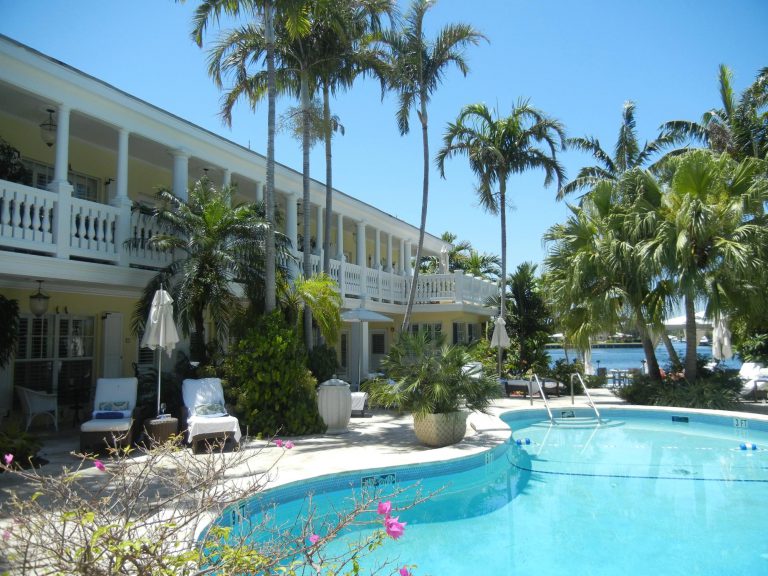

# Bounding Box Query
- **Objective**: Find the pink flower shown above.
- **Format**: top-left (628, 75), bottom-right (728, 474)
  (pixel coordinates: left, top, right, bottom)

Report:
top-left (309, 534), bottom-right (320, 545)
top-left (2, 529), bottom-right (10, 542)
top-left (3, 453), bottom-right (12, 466)
top-left (93, 460), bottom-right (106, 472)
top-left (284, 440), bottom-right (294, 449)
top-left (399, 567), bottom-right (411, 576)
top-left (385, 516), bottom-right (406, 540)
top-left (377, 500), bottom-right (392, 517)
top-left (274, 439), bottom-right (284, 447)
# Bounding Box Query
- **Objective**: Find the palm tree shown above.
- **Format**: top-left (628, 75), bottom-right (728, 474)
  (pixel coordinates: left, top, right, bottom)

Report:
top-left (645, 149), bottom-right (768, 380)
top-left (419, 231), bottom-right (473, 273)
top-left (280, 273), bottom-right (343, 344)
top-left (661, 65), bottom-right (768, 161)
top-left (437, 101), bottom-right (565, 376)
top-left (189, 0), bottom-right (311, 315)
top-left (544, 169), bottom-right (671, 380)
top-left (312, 0), bottom-right (394, 275)
top-left (379, 0), bottom-right (485, 332)
top-left (559, 100), bottom-right (674, 199)
top-left (461, 250), bottom-right (501, 280)
top-left (129, 178), bottom-right (288, 365)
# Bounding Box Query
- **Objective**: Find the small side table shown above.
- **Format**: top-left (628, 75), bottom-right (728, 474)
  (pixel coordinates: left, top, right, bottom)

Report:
top-left (143, 417), bottom-right (179, 445)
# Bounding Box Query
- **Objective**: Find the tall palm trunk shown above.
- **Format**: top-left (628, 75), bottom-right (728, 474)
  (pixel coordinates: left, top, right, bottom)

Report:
top-left (322, 82), bottom-right (333, 275)
top-left (498, 178), bottom-right (507, 378)
top-left (301, 68), bottom-right (313, 350)
top-left (192, 312), bottom-right (207, 366)
top-left (264, 0), bottom-right (277, 313)
top-left (401, 96), bottom-right (429, 333)
top-left (684, 293), bottom-right (698, 380)
top-left (661, 332), bottom-right (682, 371)
top-left (635, 308), bottom-right (661, 380)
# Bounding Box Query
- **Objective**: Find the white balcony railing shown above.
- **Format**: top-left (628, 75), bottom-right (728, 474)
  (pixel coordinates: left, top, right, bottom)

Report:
top-left (1, 178), bottom-right (496, 307)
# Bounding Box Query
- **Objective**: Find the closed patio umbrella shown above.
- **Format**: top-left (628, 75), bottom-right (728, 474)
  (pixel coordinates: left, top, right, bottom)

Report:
top-left (140, 288), bottom-right (179, 416)
top-left (712, 317), bottom-right (733, 361)
top-left (490, 316), bottom-right (510, 380)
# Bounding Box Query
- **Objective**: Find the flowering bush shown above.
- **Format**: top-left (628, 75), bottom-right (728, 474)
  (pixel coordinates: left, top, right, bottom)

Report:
top-left (0, 439), bottom-right (422, 575)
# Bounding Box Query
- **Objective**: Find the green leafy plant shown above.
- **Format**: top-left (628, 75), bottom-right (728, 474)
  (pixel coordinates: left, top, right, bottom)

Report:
top-left (0, 295), bottom-right (19, 370)
top-left (224, 311), bottom-right (325, 436)
top-left (0, 136), bottom-right (31, 185)
top-left (0, 420), bottom-right (41, 469)
top-left (307, 343), bottom-right (339, 384)
top-left (364, 331), bottom-right (499, 418)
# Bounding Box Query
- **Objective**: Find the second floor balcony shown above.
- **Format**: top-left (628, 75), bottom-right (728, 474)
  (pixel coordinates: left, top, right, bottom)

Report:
top-left (0, 178), bottom-right (498, 308)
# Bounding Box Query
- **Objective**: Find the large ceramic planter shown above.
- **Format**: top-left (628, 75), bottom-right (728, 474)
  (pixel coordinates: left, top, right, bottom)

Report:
top-left (317, 379), bottom-right (352, 434)
top-left (413, 411), bottom-right (469, 447)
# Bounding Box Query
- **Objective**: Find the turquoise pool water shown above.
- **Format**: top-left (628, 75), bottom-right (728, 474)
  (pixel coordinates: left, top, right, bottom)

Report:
top-left (220, 409), bottom-right (768, 575)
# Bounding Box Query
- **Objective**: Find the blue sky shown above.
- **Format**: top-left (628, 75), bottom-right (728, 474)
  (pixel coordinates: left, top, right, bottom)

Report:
top-left (1, 0), bottom-right (766, 272)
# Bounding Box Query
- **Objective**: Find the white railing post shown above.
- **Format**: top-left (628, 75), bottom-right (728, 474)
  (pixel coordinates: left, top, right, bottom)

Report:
top-left (453, 270), bottom-right (463, 303)
top-left (339, 255), bottom-right (347, 297)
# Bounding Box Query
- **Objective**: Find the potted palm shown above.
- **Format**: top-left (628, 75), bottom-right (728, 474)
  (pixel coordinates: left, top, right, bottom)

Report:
top-left (365, 331), bottom-right (499, 447)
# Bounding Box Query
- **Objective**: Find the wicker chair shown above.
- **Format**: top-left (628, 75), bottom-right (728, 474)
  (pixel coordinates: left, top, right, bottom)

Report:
top-left (17, 386), bottom-right (58, 431)
top-left (182, 378), bottom-right (241, 453)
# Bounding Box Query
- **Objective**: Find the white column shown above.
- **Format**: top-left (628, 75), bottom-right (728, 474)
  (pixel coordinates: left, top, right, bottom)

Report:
top-left (48, 104), bottom-right (73, 260)
top-left (374, 228), bottom-right (381, 270)
top-left (222, 169), bottom-right (231, 189)
top-left (399, 239), bottom-right (406, 274)
top-left (315, 204), bottom-right (323, 257)
top-left (386, 234), bottom-right (393, 272)
top-left (111, 128), bottom-right (132, 266)
top-left (172, 149), bottom-right (189, 201)
top-left (356, 220), bottom-right (366, 268)
top-left (115, 129), bottom-right (129, 202)
top-left (255, 181), bottom-right (264, 203)
top-left (285, 193), bottom-right (298, 255)
top-left (336, 212), bottom-right (344, 260)
top-left (52, 104), bottom-right (71, 185)
top-left (405, 240), bottom-right (413, 276)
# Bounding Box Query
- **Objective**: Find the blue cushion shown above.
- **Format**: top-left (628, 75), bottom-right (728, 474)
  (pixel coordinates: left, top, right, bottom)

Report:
top-left (94, 411), bottom-right (125, 419)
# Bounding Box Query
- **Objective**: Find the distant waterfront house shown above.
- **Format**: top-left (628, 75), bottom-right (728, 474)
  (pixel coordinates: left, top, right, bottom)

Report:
top-left (0, 35), bottom-right (496, 421)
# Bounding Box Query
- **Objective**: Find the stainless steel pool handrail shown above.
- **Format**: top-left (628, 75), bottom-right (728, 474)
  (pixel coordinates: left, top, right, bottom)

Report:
top-left (570, 373), bottom-right (601, 423)
top-left (532, 374), bottom-right (554, 423)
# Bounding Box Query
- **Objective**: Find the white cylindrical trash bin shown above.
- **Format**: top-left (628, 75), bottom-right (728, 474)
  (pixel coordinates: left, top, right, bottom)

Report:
top-left (318, 378), bottom-right (352, 434)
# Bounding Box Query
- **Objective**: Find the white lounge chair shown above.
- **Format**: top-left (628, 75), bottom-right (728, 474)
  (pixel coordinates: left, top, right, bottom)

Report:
top-left (739, 362), bottom-right (768, 399)
top-left (182, 378), bottom-right (242, 452)
top-left (16, 386), bottom-right (58, 431)
top-left (80, 377), bottom-right (138, 451)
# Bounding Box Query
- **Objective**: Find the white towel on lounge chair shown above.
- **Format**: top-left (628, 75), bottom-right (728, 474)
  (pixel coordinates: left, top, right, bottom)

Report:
top-left (182, 378), bottom-right (242, 444)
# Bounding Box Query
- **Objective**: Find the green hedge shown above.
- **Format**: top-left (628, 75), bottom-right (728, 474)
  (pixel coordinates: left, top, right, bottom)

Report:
top-left (224, 312), bottom-right (325, 437)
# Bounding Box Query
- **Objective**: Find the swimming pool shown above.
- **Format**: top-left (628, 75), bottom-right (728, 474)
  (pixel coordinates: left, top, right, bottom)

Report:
top-left (218, 408), bottom-right (768, 575)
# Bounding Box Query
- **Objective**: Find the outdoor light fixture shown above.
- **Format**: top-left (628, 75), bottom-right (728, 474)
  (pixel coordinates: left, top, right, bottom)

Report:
top-left (29, 280), bottom-right (50, 317)
top-left (40, 108), bottom-right (57, 148)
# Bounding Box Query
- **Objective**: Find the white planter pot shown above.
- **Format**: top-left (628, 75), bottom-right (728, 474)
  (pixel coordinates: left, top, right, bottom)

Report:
top-left (317, 379), bottom-right (352, 434)
top-left (413, 411), bottom-right (469, 447)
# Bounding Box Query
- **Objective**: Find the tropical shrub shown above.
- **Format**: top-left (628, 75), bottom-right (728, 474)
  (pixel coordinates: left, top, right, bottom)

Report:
top-left (224, 312), bottom-right (325, 436)
top-left (365, 331), bottom-right (499, 418)
top-left (0, 420), bottom-right (41, 469)
top-left (307, 343), bottom-right (339, 384)
top-left (617, 371), bottom-right (741, 410)
top-left (0, 295), bottom-right (19, 369)
top-left (545, 358), bottom-right (586, 394)
top-left (737, 333), bottom-right (768, 364)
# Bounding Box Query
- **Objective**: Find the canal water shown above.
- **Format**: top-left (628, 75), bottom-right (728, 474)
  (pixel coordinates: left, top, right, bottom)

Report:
top-left (548, 341), bottom-right (742, 372)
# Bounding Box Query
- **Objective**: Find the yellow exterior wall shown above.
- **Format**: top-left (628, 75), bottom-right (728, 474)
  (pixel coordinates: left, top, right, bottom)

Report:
top-left (1, 287), bottom-right (142, 379)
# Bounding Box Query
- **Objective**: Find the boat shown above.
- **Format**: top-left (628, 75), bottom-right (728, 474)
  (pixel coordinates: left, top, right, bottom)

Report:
top-left (699, 335), bottom-right (711, 346)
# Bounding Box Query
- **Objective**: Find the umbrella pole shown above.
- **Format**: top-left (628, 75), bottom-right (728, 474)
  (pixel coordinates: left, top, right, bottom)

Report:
top-left (156, 351), bottom-right (162, 417)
